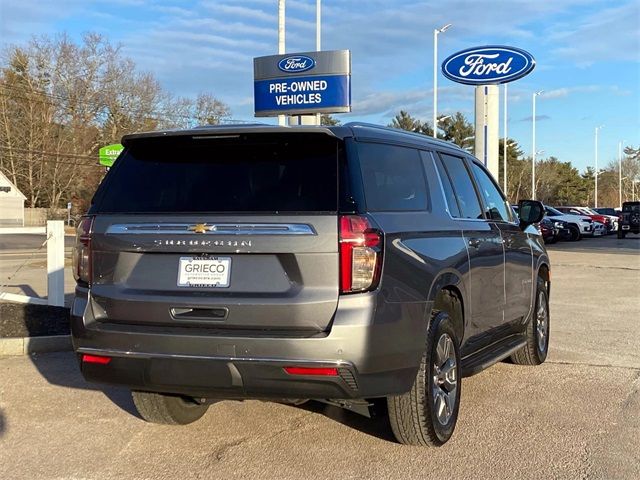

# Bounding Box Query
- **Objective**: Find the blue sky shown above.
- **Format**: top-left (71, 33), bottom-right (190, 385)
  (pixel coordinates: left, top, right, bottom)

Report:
top-left (1, 0), bottom-right (639, 172)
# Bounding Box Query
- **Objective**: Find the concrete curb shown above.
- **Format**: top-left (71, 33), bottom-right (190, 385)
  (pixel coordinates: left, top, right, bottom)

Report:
top-left (0, 335), bottom-right (72, 356)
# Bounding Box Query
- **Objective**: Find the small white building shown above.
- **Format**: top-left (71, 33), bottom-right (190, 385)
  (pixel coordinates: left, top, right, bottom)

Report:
top-left (0, 170), bottom-right (26, 226)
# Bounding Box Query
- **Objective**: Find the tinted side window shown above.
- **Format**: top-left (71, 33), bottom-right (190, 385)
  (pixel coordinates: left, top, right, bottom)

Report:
top-left (470, 162), bottom-right (513, 222)
top-left (433, 155), bottom-right (462, 217)
top-left (357, 143), bottom-right (429, 211)
top-left (439, 153), bottom-right (483, 219)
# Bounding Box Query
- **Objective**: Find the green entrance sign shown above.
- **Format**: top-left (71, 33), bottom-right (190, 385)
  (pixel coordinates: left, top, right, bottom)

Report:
top-left (99, 144), bottom-right (124, 167)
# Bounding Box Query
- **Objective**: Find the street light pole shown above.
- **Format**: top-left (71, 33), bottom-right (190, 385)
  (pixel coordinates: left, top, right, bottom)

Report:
top-left (532, 91), bottom-right (543, 200)
top-left (594, 125), bottom-right (604, 208)
top-left (503, 83), bottom-right (508, 194)
top-left (619, 140), bottom-right (624, 208)
top-left (433, 23), bottom-right (451, 138)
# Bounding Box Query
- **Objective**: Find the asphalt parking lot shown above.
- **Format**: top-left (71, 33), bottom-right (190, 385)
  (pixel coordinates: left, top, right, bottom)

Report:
top-left (0, 235), bottom-right (639, 479)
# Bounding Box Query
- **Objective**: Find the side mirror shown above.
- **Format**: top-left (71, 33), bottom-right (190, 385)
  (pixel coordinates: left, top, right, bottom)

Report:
top-left (518, 200), bottom-right (544, 229)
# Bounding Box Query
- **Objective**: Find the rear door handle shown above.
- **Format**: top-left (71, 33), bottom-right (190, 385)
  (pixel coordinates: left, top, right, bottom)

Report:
top-left (468, 238), bottom-right (481, 248)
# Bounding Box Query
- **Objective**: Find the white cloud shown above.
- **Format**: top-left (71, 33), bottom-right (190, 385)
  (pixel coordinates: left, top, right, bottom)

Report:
top-left (548, 2), bottom-right (640, 64)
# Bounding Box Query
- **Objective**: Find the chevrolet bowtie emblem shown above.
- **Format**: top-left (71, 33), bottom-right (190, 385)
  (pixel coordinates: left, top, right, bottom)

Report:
top-left (189, 223), bottom-right (211, 234)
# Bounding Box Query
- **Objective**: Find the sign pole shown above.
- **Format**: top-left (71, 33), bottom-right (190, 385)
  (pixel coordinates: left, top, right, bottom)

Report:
top-left (474, 85), bottom-right (499, 177)
top-left (277, 0), bottom-right (286, 127)
top-left (315, 0), bottom-right (321, 126)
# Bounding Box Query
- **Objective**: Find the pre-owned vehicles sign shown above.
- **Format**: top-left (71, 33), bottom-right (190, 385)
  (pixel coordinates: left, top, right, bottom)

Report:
top-left (253, 50), bottom-right (351, 117)
top-left (441, 46), bottom-right (535, 85)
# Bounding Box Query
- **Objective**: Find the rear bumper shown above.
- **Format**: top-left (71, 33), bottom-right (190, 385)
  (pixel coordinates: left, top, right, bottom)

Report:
top-left (71, 288), bottom-right (428, 400)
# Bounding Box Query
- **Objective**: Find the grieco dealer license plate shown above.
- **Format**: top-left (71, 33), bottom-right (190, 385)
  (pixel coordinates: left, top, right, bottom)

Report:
top-left (177, 257), bottom-right (231, 288)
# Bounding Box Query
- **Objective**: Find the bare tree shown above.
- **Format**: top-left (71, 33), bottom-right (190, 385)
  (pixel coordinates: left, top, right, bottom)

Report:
top-left (0, 33), bottom-right (231, 209)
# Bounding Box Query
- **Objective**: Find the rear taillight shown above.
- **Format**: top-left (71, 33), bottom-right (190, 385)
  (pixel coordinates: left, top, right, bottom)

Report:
top-left (72, 216), bottom-right (94, 284)
top-left (339, 215), bottom-right (383, 294)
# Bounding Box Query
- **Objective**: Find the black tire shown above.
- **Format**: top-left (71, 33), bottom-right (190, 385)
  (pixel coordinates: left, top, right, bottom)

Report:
top-left (569, 225), bottom-right (581, 241)
top-left (387, 310), bottom-right (461, 446)
top-left (132, 391), bottom-right (209, 425)
top-left (511, 277), bottom-right (549, 365)
top-left (617, 231), bottom-right (626, 239)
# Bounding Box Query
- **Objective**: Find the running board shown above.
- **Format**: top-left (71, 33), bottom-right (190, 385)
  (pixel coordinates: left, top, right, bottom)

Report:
top-left (461, 335), bottom-right (527, 377)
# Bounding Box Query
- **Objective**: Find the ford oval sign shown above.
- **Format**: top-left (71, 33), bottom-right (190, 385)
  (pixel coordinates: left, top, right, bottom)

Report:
top-left (441, 46), bottom-right (535, 85)
top-left (278, 55), bottom-right (316, 73)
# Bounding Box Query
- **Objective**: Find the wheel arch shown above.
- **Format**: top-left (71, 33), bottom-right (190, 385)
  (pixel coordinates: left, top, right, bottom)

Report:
top-left (427, 271), bottom-right (466, 343)
top-left (537, 260), bottom-right (551, 297)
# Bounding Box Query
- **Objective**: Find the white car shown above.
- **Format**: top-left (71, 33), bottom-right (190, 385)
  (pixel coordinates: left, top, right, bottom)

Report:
top-left (543, 206), bottom-right (594, 241)
top-left (592, 222), bottom-right (607, 236)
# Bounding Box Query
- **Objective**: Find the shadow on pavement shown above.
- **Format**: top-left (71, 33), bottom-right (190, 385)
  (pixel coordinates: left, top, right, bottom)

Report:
top-left (29, 352), bottom-right (141, 420)
top-left (298, 399), bottom-right (396, 443)
top-left (4, 284), bottom-right (41, 298)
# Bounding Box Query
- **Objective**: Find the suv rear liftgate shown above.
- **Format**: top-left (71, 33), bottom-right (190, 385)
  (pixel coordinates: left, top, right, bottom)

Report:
top-left (82, 132), bottom-right (343, 334)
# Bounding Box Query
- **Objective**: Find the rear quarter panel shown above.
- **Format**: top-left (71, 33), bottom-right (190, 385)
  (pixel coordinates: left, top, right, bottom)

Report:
top-left (366, 151), bottom-right (470, 358)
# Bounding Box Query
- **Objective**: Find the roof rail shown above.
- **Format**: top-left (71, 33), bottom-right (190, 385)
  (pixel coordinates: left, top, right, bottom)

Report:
top-left (343, 121), bottom-right (465, 150)
top-left (193, 122), bottom-right (273, 129)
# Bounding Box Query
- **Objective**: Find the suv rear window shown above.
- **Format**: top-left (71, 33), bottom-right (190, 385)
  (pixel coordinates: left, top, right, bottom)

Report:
top-left (623, 203), bottom-right (640, 212)
top-left (94, 133), bottom-right (339, 213)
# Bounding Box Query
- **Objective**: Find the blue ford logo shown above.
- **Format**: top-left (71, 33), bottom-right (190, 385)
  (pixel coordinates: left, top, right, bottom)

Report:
top-left (441, 46), bottom-right (535, 85)
top-left (278, 55), bottom-right (316, 73)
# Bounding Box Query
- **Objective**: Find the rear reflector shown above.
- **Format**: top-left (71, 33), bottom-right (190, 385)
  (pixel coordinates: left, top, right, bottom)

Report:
top-left (82, 354), bottom-right (112, 365)
top-left (283, 366), bottom-right (338, 376)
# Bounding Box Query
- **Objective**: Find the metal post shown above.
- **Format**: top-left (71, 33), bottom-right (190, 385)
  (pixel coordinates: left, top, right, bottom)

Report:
top-left (432, 24), bottom-right (451, 138)
top-left (532, 90), bottom-right (543, 200)
top-left (278, 0), bottom-right (286, 127)
top-left (316, 0), bottom-right (321, 50)
top-left (532, 93), bottom-right (536, 200)
top-left (619, 141), bottom-right (623, 208)
top-left (433, 28), bottom-right (438, 138)
top-left (595, 127), bottom-right (598, 208)
top-left (595, 125), bottom-right (603, 208)
top-left (315, 0), bottom-right (321, 126)
top-left (47, 220), bottom-right (65, 307)
top-left (503, 83), bottom-right (508, 195)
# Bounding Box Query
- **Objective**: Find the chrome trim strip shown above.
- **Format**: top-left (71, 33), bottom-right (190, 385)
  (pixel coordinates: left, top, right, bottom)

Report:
top-left (76, 347), bottom-right (352, 367)
top-left (105, 223), bottom-right (316, 235)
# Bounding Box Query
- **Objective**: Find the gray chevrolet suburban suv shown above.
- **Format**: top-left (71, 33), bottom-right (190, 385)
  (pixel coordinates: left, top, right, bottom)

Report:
top-left (72, 123), bottom-right (550, 446)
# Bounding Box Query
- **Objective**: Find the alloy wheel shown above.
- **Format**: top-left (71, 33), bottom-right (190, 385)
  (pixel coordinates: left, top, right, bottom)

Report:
top-left (536, 291), bottom-right (549, 353)
top-left (432, 333), bottom-right (458, 425)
